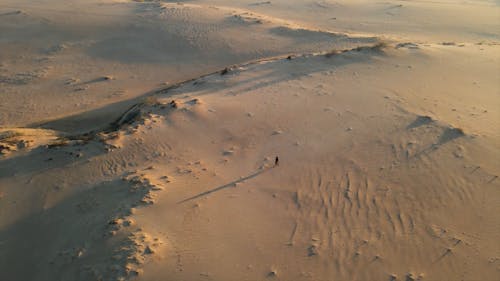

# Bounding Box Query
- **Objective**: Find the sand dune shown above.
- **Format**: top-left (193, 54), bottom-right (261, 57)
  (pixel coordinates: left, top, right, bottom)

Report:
top-left (0, 1), bottom-right (499, 281)
top-left (0, 0), bottom-right (376, 132)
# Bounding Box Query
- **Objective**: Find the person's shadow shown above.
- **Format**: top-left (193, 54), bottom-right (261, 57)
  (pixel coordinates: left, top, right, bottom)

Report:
top-left (178, 166), bottom-right (273, 204)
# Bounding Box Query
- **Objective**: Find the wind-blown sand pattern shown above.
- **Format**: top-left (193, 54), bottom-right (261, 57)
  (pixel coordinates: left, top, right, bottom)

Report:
top-left (0, 1), bottom-right (499, 281)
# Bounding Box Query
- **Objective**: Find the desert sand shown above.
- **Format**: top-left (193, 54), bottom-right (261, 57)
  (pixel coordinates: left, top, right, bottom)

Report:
top-left (0, 1), bottom-right (499, 281)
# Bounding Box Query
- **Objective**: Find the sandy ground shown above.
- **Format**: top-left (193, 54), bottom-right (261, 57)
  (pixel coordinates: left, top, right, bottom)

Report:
top-left (0, 1), bottom-right (499, 281)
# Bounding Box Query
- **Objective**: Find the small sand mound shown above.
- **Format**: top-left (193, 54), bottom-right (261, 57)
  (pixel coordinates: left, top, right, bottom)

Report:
top-left (229, 13), bottom-right (264, 25)
top-left (351, 42), bottom-right (388, 53)
top-left (111, 104), bottom-right (146, 130)
top-left (0, 69), bottom-right (49, 85)
top-left (324, 50), bottom-right (341, 58)
top-left (407, 115), bottom-right (434, 129)
top-left (0, 128), bottom-right (58, 156)
top-left (396, 42), bottom-right (420, 49)
top-left (186, 98), bottom-right (202, 105)
top-left (438, 126), bottom-right (466, 145)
